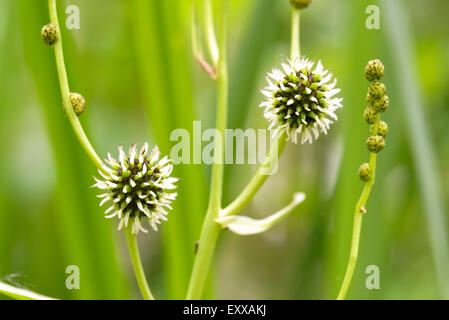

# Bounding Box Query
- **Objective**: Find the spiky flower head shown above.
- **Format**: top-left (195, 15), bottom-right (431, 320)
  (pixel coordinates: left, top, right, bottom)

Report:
top-left (260, 58), bottom-right (343, 144)
top-left (93, 143), bottom-right (178, 234)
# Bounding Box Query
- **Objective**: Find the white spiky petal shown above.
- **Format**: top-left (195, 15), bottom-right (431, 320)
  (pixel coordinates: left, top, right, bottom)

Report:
top-left (93, 143), bottom-right (178, 234)
top-left (260, 57), bottom-right (343, 144)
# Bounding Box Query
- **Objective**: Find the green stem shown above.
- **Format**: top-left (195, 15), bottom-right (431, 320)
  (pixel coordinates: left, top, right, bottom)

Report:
top-left (0, 282), bottom-right (56, 300)
top-left (125, 228), bottom-right (155, 300)
top-left (186, 0), bottom-right (228, 300)
top-left (337, 114), bottom-right (380, 300)
top-left (222, 2), bottom-right (299, 219)
top-left (203, 0), bottom-right (219, 66)
top-left (48, 0), bottom-right (106, 174)
top-left (291, 8), bottom-right (301, 60)
top-left (221, 134), bottom-right (287, 217)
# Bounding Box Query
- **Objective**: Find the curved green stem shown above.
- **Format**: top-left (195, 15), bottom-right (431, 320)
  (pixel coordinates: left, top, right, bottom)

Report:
top-left (291, 8), bottom-right (301, 60)
top-left (337, 114), bottom-right (380, 300)
top-left (221, 134), bottom-right (287, 217)
top-left (186, 0), bottom-right (228, 300)
top-left (125, 228), bottom-right (155, 300)
top-left (0, 282), bottom-right (56, 300)
top-left (48, 0), bottom-right (106, 174)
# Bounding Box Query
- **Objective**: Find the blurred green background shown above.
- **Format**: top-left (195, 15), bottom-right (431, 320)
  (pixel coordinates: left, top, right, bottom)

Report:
top-left (1, 0), bottom-right (449, 299)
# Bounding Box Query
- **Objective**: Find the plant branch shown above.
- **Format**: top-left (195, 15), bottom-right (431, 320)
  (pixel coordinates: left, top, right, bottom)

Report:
top-left (221, 133), bottom-right (287, 217)
top-left (186, 0), bottom-right (228, 300)
top-left (48, 0), bottom-right (106, 174)
top-left (291, 8), bottom-right (301, 60)
top-left (125, 228), bottom-right (155, 300)
top-left (337, 114), bottom-right (380, 300)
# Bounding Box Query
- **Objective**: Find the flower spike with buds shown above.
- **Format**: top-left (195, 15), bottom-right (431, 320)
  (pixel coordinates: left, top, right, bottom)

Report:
top-left (93, 143), bottom-right (178, 234)
top-left (260, 58), bottom-right (343, 144)
top-left (338, 59), bottom-right (391, 300)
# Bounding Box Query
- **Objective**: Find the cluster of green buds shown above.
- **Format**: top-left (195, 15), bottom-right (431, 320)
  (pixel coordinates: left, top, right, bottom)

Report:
top-left (41, 23), bottom-right (86, 117)
top-left (359, 59), bottom-right (389, 182)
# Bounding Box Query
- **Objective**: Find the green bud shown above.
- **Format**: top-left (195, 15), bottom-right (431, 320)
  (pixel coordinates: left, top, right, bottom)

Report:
top-left (372, 95), bottom-right (389, 113)
top-left (366, 135), bottom-right (385, 153)
top-left (364, 106), bottom-right (377, 124)
top-left (371, 121), bottom-right (388, 138)
top-left (365, 59), bottom-right (384, 82)
top-left (358, 163), bottom-right (372, 182)
top-left (70, 92), bottom-right (86, 116)
top-left (368, 81), bottom-right (386, 100)
top-left (289, 0), bottom-right (311, 10)
top-left (41, 24), bottom-right (58, 46)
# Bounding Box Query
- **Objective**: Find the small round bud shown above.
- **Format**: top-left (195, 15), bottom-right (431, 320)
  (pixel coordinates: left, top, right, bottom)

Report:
top-left (372, 95), bottom-right (389, 113)
top-left (365, 59), bottom-right (384, 82)
top-left (358, 163), bottom-right (372, 182)
top-left (366, 135), bottom-right (385, 153)
top-left (364, 106), bottom-right (377, 124)
top-left (289, 0), bottom-right (311, 9)
top-left (371, 121), bottom-right (388, 138)
top-left (70, 92), bottom-right (86, 116)
top-left (368, 81), bottom-right (386, 100)
top-left (41, 24), bottom-right (58, 46)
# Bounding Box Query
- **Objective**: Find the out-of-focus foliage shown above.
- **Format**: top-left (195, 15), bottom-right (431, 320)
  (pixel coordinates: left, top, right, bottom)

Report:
top-left (0, 0), bottom-right (448, 299)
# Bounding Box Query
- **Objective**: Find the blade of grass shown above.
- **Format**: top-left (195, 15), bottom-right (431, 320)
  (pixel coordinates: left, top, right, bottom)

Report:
top-left (382, 0), bottom-right (449, 299)
top-left (129, 0), bottom-right (208, 299)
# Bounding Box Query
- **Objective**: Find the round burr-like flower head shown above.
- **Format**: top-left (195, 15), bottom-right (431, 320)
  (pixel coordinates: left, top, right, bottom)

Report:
top-left (372, 95), bottom-right (389, 113)
top-left (41, 24), bottom-right (58, 46)
top-left (358, 163), bottom-right (372, 182)
top-left (368, 81), bottom-right (386, 100)
top-left (260, 58), bottom-right (343, 144)
top-left (70, 92), bottom-right (86, 116)
top-left (366, 135), bottom-right (385, 153)
top-left (372, 120), bottom-right (388, 138)
top-left (364, 106), bottom-right (377, 124)
top-left (93, 143), bottom-right (178, 234)
top-left (365, 59), bottom-right (384, 82)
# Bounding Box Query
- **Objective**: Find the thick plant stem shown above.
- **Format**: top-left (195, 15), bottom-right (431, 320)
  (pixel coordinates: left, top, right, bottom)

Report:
top-left (186, 0), bottom-right (228, 300)
top-left (221, 134), bottom-right (287, 217)
top-left (125, 228), bottom-right (155, 300)
top-left (0, 282), bottom-right (56, 300)
top-left (291, 8), bottom-right (301, 60)
top-left (337, 115), bottom-right (380, 300)
top-left (48, 0), bottom-right (106, 174)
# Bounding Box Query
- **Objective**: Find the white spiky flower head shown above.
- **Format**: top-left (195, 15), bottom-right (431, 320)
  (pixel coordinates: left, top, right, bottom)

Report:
top-left (260, 57), bottom-right (343, 144)
top-left (93, 143), bottom-right (178, 234)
